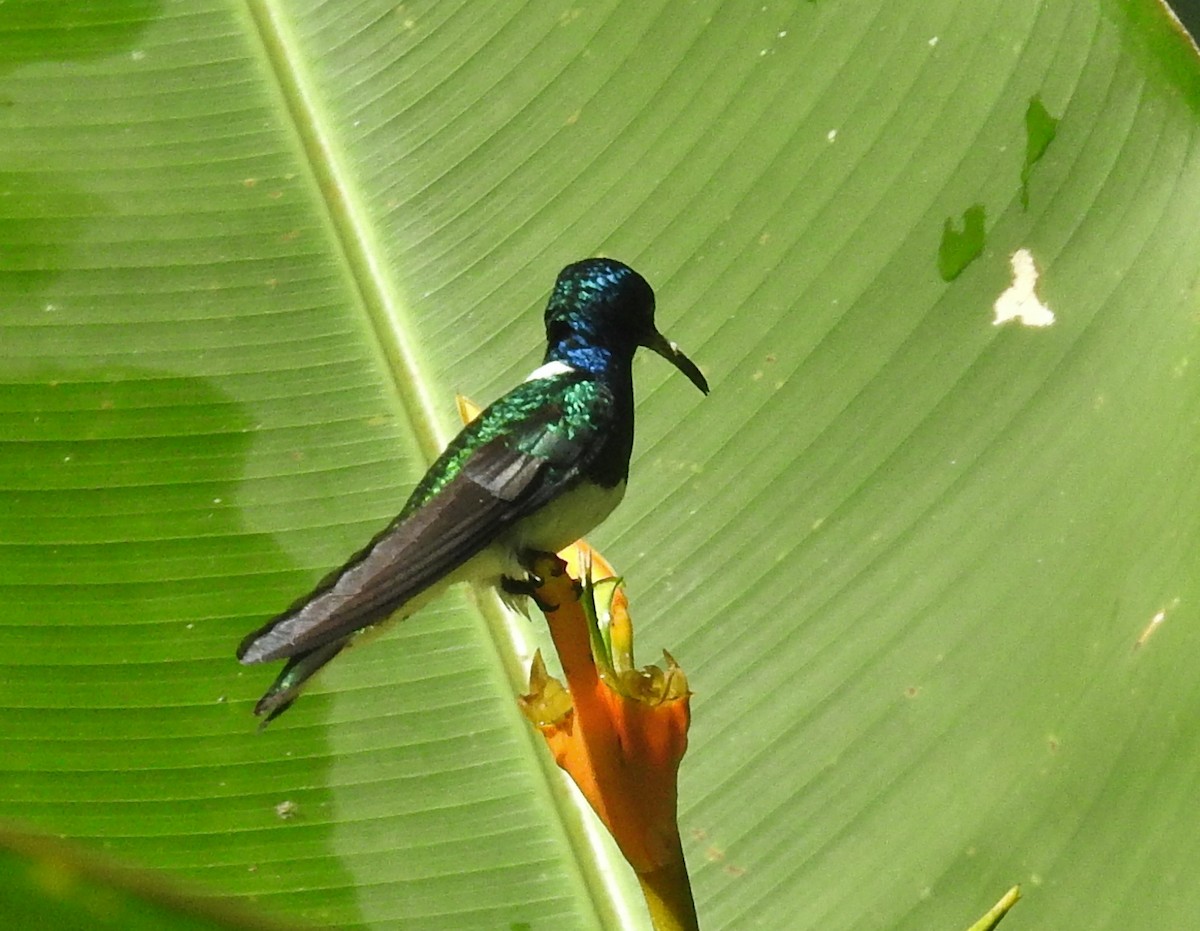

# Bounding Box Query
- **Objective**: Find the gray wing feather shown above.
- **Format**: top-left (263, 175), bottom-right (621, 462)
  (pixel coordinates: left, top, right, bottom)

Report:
top-left (238, 434), bottom-right (587, 664)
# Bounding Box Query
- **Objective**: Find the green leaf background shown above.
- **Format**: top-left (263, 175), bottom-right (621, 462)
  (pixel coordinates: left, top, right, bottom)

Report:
top-left (3, 1), bottom-right (1199, 928)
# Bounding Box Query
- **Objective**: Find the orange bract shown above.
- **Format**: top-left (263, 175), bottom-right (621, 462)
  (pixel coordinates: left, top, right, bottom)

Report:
top-left (519, 544), bottom-right (696, 931)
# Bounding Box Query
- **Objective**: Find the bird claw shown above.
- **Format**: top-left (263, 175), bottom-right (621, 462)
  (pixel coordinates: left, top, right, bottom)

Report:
top-left (501, 574), bottom-right (559, 612)
top-left (503, 550), bottom-right (572, 612)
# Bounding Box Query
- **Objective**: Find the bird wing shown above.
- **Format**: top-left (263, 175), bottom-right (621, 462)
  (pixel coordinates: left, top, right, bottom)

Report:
top-left (238, 375), bottom-right (612, 664)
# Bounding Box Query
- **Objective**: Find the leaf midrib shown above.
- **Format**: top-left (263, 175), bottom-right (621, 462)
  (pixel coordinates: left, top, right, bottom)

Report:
top-left (239, 3), bottom-right (634, 928)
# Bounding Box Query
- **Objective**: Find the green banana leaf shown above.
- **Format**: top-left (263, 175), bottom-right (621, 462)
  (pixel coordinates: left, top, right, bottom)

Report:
top-left (0, 826), bottom-right (297, 930)
top-left (3, 1), bottom-right (1199, 928)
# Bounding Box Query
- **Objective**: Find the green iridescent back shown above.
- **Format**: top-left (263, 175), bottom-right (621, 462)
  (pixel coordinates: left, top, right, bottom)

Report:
top-left (400, 373), bottom-right (620, 518)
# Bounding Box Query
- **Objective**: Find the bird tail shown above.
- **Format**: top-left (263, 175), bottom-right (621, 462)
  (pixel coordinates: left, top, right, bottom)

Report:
top-left (251, 637), bottom-right (349, 727)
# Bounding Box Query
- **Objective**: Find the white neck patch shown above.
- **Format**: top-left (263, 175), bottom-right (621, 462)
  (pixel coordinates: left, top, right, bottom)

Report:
top-left (524, 360), bottom-right (575, 382)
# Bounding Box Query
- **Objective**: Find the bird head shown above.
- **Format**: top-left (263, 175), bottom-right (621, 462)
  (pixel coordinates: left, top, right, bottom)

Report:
top-left (545, 258), bottom-right (709, 394)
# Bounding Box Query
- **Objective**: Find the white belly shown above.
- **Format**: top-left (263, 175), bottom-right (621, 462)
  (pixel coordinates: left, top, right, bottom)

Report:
top-left (504, 478), bottom-right (626, 557)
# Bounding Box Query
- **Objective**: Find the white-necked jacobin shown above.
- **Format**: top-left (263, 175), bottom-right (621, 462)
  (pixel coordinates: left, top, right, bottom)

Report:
top-left (238, 258), bottom-right (708, 722)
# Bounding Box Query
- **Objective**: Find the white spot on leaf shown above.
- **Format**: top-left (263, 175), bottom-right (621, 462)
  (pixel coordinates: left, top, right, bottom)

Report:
top-left (994, 248), bottom-right (1055, 328)
top-left (275, 800), bottom-right (298, 820)
top-left (1135, 597), bottom-right (1179, 649)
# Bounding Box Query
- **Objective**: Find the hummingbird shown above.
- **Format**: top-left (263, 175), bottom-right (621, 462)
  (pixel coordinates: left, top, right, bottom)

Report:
top-left (237, 258), bottom-right (708, 722)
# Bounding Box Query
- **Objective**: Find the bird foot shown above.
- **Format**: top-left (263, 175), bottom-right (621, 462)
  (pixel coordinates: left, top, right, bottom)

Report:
top-left (501, 573), bottom-right (559, 613)
top-left (503, 550), bottom-right (573, 612)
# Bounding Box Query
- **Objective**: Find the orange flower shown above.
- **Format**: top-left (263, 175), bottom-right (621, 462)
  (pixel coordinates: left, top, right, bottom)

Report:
top-left (519, 544), bottom-right (696, 931)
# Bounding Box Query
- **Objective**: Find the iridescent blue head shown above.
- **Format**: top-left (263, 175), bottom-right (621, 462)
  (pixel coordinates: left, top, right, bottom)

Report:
top-left (544, 258), bottom-right (708, 393)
